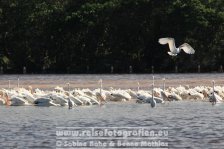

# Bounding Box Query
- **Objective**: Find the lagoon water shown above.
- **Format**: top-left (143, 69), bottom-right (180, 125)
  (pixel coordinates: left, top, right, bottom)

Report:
top-left (0, 74), bottom-right (224, 148)
top-left (1, 102), bottom-right (224, 148)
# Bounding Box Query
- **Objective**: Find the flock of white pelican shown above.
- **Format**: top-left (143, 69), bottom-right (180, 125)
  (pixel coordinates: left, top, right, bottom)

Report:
top-left (0, 79), bottom-right (222, 108)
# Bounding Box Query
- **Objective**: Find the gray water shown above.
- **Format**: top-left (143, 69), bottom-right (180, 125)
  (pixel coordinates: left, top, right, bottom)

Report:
top-left (0, 101), bottom-right (224, 149)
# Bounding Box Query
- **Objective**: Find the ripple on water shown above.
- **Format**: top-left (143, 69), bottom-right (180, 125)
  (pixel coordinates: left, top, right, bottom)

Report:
top-left (0, 101), bottom-right (224, 148)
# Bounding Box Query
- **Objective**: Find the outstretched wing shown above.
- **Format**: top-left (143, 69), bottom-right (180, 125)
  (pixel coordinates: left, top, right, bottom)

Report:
top-left (158, 38), bottom-right (176, 53)
top-left (179, 43), bottom-right (195, 54)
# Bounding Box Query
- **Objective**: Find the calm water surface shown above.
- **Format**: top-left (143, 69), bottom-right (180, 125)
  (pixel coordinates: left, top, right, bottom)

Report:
top-left (0, 102), bottom-right (224, 149)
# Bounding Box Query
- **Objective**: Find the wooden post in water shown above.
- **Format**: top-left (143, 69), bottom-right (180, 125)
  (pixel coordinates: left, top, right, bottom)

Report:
top-left (99, 79), bottom-right (103, 94)
top-left (152, 75), bottom-right (155, 90)
top-left (152, 83), bottom-right (154, 100)
top-left (198, 65), bottom-right (201, 73)
top-left (137, 82), bottom-right (140, 92)
top-left (67, 83), bottom-right (70, 92)
top-left (163, 78), bottom-right (166, 91)
top-left (8, 80), bottom-right (10, 89)
top-left (17, 77), bottom-right (20, 88)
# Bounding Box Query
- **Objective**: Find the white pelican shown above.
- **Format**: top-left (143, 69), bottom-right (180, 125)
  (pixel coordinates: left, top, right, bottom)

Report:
top-left (49, 94), bottom-right (68, 106)
top-left (65, 91), bottom-right (83, 105)
top-left (160, 90), bottom-right (171, 101)
top-left (10, 96), bottom-right (31, 106)
top-left (168, 92), bottom-right (182, 101)
top-left (82, 88), bottom-right (94, 97)
top-left (154, 88), bottom-right (162, 97)
top-left (188, 89), bottom-right (204, 100)
top-left (137, 90), bottom-right (163, 104)
top-left (209, 81), bottom-right (222, 105)
top-left (34, 98), bottom-right (60, 106)
top-left (126, 89), bottom-right (138, 99)
top-left (110, 90), bottom-right (132, 101)
top-left (158, 37), bottom-right (195, 56)
top-left (95, 92), bottom-right (106, 105)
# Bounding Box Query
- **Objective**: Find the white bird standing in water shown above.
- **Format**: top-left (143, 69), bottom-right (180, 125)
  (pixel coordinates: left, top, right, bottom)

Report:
top-left (158, 37), bottom-right (195, 56)
top-left (210, 80), bottom-right (217, 105)
top-left (209, 80), bottom-right (222, 105)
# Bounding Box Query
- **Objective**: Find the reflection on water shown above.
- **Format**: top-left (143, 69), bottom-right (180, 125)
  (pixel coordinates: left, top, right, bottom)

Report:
top-left (0, 101), bottom-right (224, 148)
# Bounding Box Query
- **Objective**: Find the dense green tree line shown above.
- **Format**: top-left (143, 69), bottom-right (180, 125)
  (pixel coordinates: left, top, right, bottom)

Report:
top-left (0, 0), bottom-right (223, 73)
